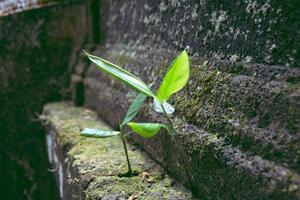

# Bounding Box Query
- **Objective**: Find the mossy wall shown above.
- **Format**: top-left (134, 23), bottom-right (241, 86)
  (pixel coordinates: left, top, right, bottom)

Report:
top-left (1, 0), bottom-right (298, 199)
top-left (83, 0), bottom-right (300, 199)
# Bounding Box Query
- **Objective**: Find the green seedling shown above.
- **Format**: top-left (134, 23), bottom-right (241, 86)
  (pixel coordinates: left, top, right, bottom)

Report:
top-left (81, 47), bottom-right (190, 179)
top-left (81, 89), bottom-right (165, 177)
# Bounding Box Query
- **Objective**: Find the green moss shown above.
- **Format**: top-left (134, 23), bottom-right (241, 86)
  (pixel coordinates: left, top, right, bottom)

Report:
top-left (43, 102), bottom-right (192, 199)
top-left (85, 176), bottom-right (143, 199)
top-left (175, 66), bottom-right (238, 129)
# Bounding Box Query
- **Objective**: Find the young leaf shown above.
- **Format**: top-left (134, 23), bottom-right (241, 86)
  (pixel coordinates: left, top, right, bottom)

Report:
top-left (121, 92), bottom-right (147, 127)
top-left (127, 122), bottom-right (166, 138)
top-left (153, 98), bottom-right (175, 114)
top-left (156, 49), bottom-right (190, 102)
top-left (81, 128), bottom-right (120, 138)
top-left (84, 50), bottom-right (155, 98)
top-left (121, 83), bottom-right (154, 127)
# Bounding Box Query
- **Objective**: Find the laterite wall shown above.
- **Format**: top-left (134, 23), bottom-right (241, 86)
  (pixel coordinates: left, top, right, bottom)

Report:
top-left (83, 1), bottom-right (300, 199)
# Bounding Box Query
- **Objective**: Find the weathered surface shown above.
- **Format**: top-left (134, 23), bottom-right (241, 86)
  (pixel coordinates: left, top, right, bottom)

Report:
top-left (42, 102), bottom-right (193, 200)
top-left (82, 0), bottom-right (300, 199)
top-left (100, 0), bottom-right (299, 68)
top-left (0, 1), bottom-right (91, 199)
top-left (85, 47), bottom-right (300, 199)
top-left (0, 0), bottom-right (82, 17)
top-left (0, 0), bottom-right (298, 199)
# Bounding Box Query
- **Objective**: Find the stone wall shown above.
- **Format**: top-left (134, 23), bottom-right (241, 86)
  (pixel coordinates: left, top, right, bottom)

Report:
top-left (0, 0), bottom-right (299, 199)
top-left (0, 1), bottom-right (92, 199)
top-left (83, 0), bottom-right (300, 199)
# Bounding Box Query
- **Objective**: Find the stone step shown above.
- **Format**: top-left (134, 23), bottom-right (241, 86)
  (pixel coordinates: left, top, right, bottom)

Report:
top-left (42, 102), bottom-right (193, 200)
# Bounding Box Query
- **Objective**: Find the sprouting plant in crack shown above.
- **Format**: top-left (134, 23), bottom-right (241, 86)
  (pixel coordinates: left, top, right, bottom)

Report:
top-left (81, 89), bottom-right (153, 177)
top-left (81, 47), bottom-right (191, 181)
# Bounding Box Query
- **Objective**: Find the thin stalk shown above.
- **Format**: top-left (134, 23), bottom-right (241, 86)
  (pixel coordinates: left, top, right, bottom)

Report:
top-left (120, 128), bottom-right (132, 175)
top-left (162, 108), bottom-right (175, 136)
top-left (161, 103), bottom-right (194, 193)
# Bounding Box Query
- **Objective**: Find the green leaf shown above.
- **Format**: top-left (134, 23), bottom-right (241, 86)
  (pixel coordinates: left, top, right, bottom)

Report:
top-left (127, 122), bottom-right (166, 138)
top-left (84, 50), bottom-right (155, 98)
top-left (81, 128), bottom-right (120, 138)
top-left (121, 92), bottom-right (147, 127)
top-left (121, 83), bottom-right (154, 127)
top-left (153, 98), bottom-right (175, 114)
top-left (156, 49), bottom-right (190, 102)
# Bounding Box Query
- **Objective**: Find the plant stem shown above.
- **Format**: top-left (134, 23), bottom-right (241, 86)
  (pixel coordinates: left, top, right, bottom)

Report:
top-left (120, 128), bottom-right (132, 175)
top-left (162, 110), bottom-right (175, 136)
top-left (161, 103), bottom-right (194, 193)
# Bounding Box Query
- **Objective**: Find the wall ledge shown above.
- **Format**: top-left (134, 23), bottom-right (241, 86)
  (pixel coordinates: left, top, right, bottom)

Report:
top-left (42, 102), bottom-right (193, 199)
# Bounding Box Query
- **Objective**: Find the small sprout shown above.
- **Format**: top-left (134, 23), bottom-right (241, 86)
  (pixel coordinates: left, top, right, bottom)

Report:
top-left (82, 47), bottom-right (191, 183)
top-left (80, 91), bottom-right (147, 176)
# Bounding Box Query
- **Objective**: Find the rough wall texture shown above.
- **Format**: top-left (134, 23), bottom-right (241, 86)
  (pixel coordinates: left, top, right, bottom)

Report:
top-left (100, 0), bottom-right (299, 68)
top-left (0, 1), bottom-right (91, 199)
top-left (83, 0), bottom-right (300, 199)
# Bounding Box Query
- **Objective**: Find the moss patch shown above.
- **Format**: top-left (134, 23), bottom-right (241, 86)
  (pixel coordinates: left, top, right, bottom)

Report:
top-left (174, 65), bottom-right (300, 171)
